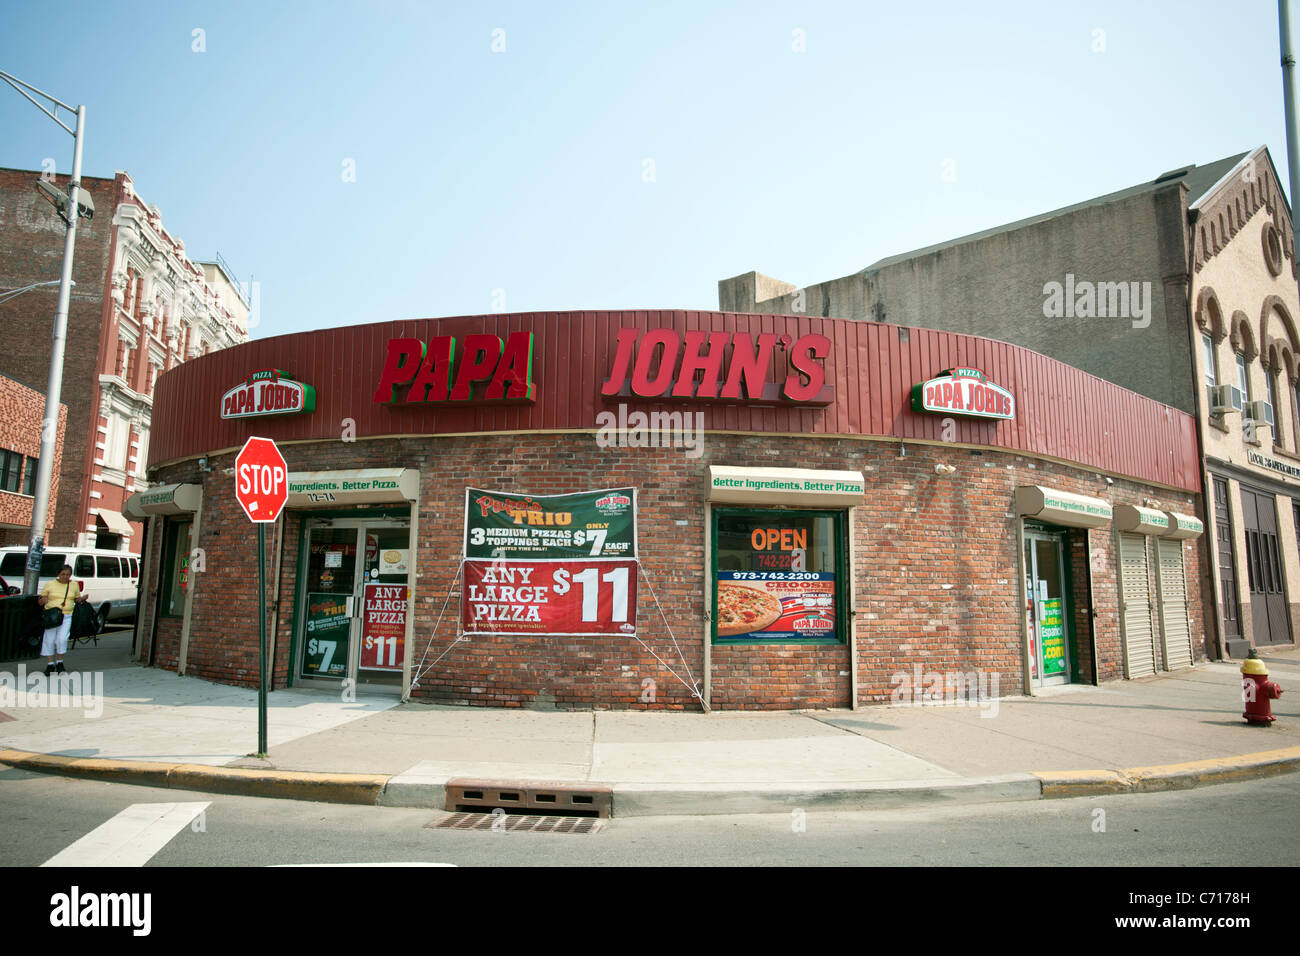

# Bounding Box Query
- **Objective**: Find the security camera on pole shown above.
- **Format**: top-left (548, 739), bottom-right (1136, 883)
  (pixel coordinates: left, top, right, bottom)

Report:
top-left (234, 436), bottom-right (288, 756)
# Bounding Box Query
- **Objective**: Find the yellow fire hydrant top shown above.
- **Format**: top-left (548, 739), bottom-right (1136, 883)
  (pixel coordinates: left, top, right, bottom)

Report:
top-left (1241, 653), bottom-right (1269, 677)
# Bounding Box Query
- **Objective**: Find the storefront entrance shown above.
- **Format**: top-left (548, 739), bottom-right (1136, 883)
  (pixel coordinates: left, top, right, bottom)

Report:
top-left (296, 517), bottom-right (411, 694)
top-left (1239, 486), bottom-right (1291, 647)
top-left (1024, 529), bottom-right (1071, 687)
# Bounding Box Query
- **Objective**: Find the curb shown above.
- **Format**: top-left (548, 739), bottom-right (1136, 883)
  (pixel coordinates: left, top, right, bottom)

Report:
top-left (4, 745), bottom-right (1299, 813)
top-left (0, 749), bottom-right (389, 806)
top-left (609, 774), bottom-right (1043, 816)
top-left (1033, 746), bottom-right (1300, 798)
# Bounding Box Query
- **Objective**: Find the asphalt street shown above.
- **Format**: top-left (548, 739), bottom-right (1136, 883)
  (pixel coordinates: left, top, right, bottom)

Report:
top-left (3, 765), bottom-right (1297, 868)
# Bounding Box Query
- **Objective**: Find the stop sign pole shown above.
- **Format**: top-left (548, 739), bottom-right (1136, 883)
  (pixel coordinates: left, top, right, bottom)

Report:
top-left (235, 436), bottom-right (288, 757)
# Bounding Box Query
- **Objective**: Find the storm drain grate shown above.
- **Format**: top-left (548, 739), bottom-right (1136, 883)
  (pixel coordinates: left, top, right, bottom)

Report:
top-left (429, 812), bottom-right (604, 834)
top-left (444, 779), bottom-right (613, 818)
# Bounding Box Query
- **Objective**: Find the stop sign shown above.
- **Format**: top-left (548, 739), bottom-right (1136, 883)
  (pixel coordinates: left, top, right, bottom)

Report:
top-left (235, 436), bottom-right (288, 523)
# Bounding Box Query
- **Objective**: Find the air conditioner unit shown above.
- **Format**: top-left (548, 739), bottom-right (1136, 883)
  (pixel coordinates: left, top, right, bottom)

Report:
top-left (1209, 384), bottom-right (1243, 415)
top-left (1245, 400), bottom-right (1275, 428)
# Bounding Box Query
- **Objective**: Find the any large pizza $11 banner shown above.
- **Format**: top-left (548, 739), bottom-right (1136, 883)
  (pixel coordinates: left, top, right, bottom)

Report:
top-left (461, 487), bottom-right (639, 636)
top-left (462, 559), bottom-right (638, 636)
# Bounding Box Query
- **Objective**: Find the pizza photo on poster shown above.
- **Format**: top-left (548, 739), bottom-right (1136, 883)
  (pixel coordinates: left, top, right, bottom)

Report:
top-left (715, 572), bottom-right (835, 640)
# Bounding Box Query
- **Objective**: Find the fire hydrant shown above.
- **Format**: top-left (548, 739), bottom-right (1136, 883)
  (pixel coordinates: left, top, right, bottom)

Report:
top-left (1241, 650), bottom-right (1283, 725)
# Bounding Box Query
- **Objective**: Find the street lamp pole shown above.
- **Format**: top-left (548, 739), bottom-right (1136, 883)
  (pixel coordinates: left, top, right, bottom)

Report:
top-left (0, 279), bottom-right (67, 306)
top-left (0, 70), bottom-right (86, 595)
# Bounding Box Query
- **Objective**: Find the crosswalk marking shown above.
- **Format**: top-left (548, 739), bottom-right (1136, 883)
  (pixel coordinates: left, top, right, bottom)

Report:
top-left (41, 802), bottom-right (210, 868)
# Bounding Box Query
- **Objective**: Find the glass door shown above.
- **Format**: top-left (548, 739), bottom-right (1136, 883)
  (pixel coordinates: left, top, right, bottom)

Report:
top-left (1024, 530), bottom-right (1071, 687)
top-left (300, 527), bottom-right (358, 682)
top-left (355, 524), bottom-right (410, 692)
top-left (297, 518), bottom-right (411, 694)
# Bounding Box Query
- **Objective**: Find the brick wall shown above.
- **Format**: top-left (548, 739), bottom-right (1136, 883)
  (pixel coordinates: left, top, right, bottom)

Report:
top-left (0, 168), bottom-right (117, 546)
top-left (0, 374), bottom-right (67, 546)
top-left (146, 432), bottom-right (1205, 710)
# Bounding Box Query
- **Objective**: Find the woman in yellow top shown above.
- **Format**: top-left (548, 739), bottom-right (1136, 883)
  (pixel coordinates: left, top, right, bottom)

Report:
top-left (38, 564), bottom-right (87, 676)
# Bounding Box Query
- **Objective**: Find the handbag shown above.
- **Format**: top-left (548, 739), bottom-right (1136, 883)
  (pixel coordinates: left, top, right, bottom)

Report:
top-left (42, 582), bottom-right (69, 629)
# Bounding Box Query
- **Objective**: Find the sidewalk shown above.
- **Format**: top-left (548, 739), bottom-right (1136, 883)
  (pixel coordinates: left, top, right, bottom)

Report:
top-left (2, 632), bottom-right (1298, 816)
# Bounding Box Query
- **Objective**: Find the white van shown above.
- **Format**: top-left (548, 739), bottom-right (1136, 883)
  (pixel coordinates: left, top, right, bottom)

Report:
top-left (0, 546), bottom-right (140, 628)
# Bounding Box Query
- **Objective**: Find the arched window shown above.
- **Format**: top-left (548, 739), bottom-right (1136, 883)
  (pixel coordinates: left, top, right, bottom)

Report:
top-left (1267, 367), bottom-right (1281, 448)
top-left (1202, 332), bottom-right (1218, 410)
top-left (1293, 379), bottom-right (1300, 454)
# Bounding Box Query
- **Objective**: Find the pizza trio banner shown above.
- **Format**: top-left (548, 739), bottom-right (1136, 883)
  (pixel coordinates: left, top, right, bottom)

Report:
top-left (464, 488), bottom-right (636, 559)
top-left (461, 488), bottom-right (639, 636)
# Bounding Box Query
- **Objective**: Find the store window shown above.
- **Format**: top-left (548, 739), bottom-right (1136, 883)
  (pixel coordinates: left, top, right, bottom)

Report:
top-left (711, 508), bottom-right (845, 644)
top-left (159, 519), bottom-right (193, 617)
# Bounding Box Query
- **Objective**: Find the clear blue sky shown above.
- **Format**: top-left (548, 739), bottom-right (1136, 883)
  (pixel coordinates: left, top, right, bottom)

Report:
top-left (1, 0), bottom-right (1294, 338)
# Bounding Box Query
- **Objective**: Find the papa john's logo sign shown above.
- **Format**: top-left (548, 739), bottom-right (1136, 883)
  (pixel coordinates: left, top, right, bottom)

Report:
top-left (221, 370), bottom-right (316, 420)
top-left (910, 367), bottom-right (1014, 421)
top-left (594, 493), bottom-right (631, 514)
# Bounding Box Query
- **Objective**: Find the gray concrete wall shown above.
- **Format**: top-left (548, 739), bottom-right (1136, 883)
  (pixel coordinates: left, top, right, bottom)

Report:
top-left (720, 183), bottom-right (1197, 413)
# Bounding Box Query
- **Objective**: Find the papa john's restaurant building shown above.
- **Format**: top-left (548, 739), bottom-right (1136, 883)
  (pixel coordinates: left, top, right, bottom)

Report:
top-left (125, 310), bottom-right (1207, 710)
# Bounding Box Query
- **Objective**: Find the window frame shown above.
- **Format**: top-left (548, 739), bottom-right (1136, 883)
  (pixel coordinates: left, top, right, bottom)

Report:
top-left (20, 456), bottom-right (37, 496)
top-left (104, 415), bottom-right (129, 470)
top-left (1236, 352), bottom-right (1252, 404)
top-left (1202, 333), bottom-right (1217, 394)
top-left (1268, 368), bottom-right (1281, 447)
top-left (0, 450), bottom-right (22, 493)
top-left (1292, 379), bottom-right (1300, 457)
top-left (709, 505), bottom-right (848, 646)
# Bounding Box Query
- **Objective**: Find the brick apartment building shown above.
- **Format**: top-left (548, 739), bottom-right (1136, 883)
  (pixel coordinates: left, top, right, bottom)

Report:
top-left (0, 167), bottom-right (249, 554)
top-left (0, 372), bottom-right (66, 548)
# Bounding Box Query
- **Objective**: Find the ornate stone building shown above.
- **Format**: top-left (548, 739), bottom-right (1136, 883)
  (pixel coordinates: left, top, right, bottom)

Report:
top-left (1189, 148), bottom-right (1300, 658)
top-left (0, 167), bottom-right (248, 551)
